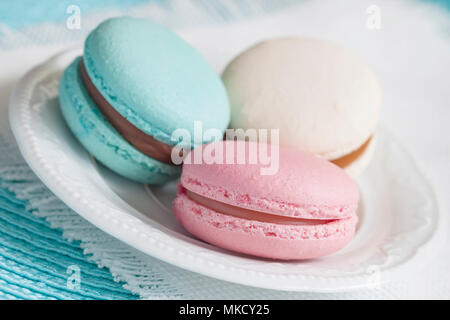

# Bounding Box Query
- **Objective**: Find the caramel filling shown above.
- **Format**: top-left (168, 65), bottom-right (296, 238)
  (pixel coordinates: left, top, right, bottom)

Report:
top-left (331, 136), bottom-right (372, 168)
top-left (80, 60), bottom-right (176, 164)
top-left (185, 189), bottom-right (332, 226)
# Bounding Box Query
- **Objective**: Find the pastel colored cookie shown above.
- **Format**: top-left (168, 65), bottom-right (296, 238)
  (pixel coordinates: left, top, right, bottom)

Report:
top-left (59, 17), bottom-right (230, 184)
top-left (222, 37), bottom-right (381, 177)
top-left (59, 58), bottom-right (180, 183)
top-left (173, 140), bottom-right (359, 260)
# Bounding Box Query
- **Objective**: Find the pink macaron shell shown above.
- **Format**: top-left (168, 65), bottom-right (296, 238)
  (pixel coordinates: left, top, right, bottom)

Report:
top-left (181, 140), bottom-right (359, 220)
top-left (173, 190), bottom-right (358, 260)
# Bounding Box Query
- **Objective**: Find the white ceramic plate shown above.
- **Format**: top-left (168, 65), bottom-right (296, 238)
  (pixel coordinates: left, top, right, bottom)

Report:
top-left (9, 49), bottom-right (444, 292)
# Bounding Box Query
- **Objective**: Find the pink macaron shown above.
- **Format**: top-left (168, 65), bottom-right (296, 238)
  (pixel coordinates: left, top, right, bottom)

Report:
top-left (173, 140), bottom-right (359, 260)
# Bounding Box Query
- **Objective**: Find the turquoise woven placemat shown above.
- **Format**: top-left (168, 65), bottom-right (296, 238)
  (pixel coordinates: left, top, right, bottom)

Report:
top-left (0, 189), bottom-right (137, 299)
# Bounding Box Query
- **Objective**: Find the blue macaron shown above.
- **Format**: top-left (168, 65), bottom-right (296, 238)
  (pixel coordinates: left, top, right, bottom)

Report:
top-left (59, 17), bottom-right (230, 184)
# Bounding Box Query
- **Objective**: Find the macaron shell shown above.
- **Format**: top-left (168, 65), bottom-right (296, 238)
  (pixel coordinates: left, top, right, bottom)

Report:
top-left (84, 17), bottom-right (230, 147)
top-left (222, 37), bottom-right (381, 160)
top-left (181, 141), bottom-right (359, 219)
top-left (173, 191), bottom-right (357, 260)
top-left (344, 135), bottom-right (377, 178)
top-left (59, 57), bottom-right (180, 184)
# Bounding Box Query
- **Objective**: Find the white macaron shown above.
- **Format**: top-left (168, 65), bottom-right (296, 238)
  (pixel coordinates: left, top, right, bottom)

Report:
top-left (222, 37), bottom-right (381, 176)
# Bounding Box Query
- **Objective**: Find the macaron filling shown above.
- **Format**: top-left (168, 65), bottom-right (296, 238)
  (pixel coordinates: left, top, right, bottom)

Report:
top-left (184, 188), bottom-right (336, 226)
top-left (80, 60), bottom-right (176, 164)
top-left (331, 136), bottom-right (372, 168)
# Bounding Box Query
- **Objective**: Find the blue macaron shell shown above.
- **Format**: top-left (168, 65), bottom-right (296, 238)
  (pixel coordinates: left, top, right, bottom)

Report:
top-left (59, 57), bottom-right (181, 184)
top-left (84, 17), bottom-right (230, 148)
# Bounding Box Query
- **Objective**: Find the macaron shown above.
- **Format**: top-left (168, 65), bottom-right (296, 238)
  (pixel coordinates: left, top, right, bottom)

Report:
top-left (173, 140), bottom-right (359, 260)
top-left (59, 17), bottom-right (230, 184)
top-left (222, 37), bottom-right (381, 177)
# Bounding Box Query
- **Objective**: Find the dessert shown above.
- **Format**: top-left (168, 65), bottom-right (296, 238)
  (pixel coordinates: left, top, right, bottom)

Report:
top-left (59, 17), bottom-right (230, 183)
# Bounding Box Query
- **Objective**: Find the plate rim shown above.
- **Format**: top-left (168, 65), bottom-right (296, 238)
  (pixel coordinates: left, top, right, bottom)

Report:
top-left (9, 49), bottom-right (446, 293)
